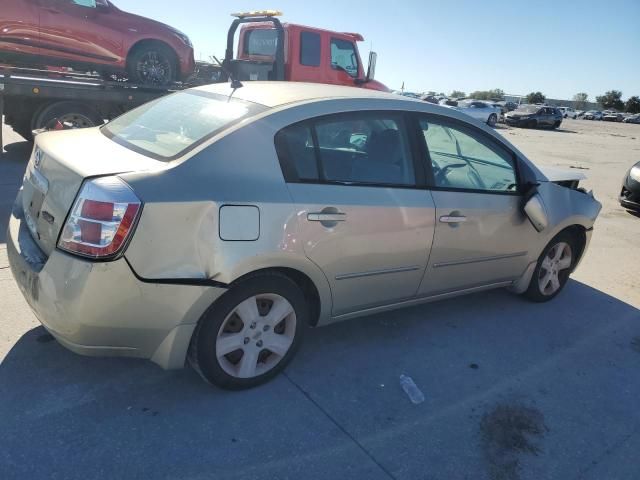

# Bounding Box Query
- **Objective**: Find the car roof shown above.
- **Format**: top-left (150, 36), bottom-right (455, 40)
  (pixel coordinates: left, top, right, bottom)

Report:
top-left (192, 81), bottom-right (403, 108)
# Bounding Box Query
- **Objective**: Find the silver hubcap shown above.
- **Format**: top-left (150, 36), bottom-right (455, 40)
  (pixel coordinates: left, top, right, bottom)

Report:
top-left (538, 242), bottom-right (572, 295)
top-left (216, 294), bottom-right (296, 379)
top-left (45, 113), bottom-right (95, 130)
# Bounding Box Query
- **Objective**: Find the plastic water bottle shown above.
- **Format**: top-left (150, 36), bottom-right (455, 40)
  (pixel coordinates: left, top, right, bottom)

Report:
top-left (400, 374), bottom-right (425, 404)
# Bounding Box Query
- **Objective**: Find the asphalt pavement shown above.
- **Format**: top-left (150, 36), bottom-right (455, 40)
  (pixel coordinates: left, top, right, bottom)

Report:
top-left (1, 123), bottom-right (639, 480)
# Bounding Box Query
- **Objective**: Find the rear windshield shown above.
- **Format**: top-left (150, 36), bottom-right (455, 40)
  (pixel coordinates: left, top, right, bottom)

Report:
top-left (515, 105), bottom-right (539, 113)
top-left (102, 91), bottom-right (265, 160)
top-left (244, 28), bottom-right (278, 56)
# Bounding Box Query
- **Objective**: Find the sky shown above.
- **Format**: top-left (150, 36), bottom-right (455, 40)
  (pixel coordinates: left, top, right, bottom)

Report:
top-left (114, 0), bottom-right (640, 101)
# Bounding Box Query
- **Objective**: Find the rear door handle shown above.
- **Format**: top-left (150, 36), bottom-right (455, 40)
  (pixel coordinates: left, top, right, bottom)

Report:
top-left (439, 215), bottom-right (467, 223)
top-left (307, 213), bottom-right (346, 222)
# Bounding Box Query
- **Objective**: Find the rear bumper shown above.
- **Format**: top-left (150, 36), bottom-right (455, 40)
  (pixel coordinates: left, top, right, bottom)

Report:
top-left (7, 202), bottom-right (225, 369)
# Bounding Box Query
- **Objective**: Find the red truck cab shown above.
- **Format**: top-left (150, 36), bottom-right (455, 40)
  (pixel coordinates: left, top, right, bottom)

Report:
top-left (225, 11), bottom-right (388, 91)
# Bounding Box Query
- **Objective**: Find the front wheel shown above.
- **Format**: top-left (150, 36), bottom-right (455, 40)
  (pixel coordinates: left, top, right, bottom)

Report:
top-left (524, 233), bottom-right (576, 302)
top-left (487, 113), bottom-right (497, 127)
top-left (188, 272), bottom-right (307, 390)
top-left (127, 43), bottom-right (177, 86)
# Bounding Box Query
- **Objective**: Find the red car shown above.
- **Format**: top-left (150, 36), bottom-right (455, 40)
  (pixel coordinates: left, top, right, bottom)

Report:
top-left (0, 0), bottom-right (195, 85)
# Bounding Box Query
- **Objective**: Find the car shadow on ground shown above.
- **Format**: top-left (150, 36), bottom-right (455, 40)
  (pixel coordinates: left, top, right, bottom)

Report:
top-left (1, 280), bottom-right (639, 479)
top-left (0, 140), bottom-right (31, 244)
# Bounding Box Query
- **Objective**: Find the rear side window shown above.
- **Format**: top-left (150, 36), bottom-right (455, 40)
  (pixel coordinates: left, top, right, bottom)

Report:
top-left (276, 112), bottom-right (416, 187)
top-left (102, 91), bottom-right (265, 161)
top-left (244, 29), bottom-right (278, 56)
top-left (300, 31), bottom-right (321, 66)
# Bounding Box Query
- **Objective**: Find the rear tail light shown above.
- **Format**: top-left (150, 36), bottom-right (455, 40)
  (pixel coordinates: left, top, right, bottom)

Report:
top-left (58, 176), bottom-right (141, 259)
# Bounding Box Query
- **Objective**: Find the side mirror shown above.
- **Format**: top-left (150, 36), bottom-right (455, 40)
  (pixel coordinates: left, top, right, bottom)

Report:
top-left (523, 192), bottom-right (548, 232)
top-left (366, 51), bottom-right (377, 81)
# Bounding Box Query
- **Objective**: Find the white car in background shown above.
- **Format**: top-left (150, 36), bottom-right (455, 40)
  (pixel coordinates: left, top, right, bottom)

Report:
top-left (558, 107), bottom-right (578, 119)
top-left (447, 99), bottom-right (500, 127)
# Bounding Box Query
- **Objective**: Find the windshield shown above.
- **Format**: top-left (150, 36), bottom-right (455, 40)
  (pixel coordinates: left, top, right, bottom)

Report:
top-left (515, 105), bottom-right (539, 113)
top-left (102, 91), bottom-right (265, 160)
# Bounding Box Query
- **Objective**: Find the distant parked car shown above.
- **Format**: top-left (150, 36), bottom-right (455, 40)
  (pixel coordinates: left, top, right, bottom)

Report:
top-left (623, 114), bottom-right (640, 124)
top-left (558, 107), bottom-right (578, 119)
top-left (447, 99), bottom-right (500, 127)
top-left (421, 94), bottom-right (441, 104)
top-left (620, 161), bottom-right (640, 212)
top-left (505, 105), bottom-right (563, 129)
top-left (583, 111), bottom-right (603, 120)
top-left (603, 112), bottom-right (623, 122)
top-left (0, 0), bottom-right (196, 85)
top-left (576, 110), bottom-right (585, 118)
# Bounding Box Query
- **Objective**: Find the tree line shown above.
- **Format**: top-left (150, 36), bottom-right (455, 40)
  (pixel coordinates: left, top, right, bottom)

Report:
top-left (446, 89), bottom-right (640, 113)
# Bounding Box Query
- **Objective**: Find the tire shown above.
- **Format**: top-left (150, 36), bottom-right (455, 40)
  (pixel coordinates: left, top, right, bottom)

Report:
top-left (32, 101), bottom-right (103, 132)
top-left (524, 232), bottom-right (577, 302)
top-left (552, 121), bottom-right (561, 129)
top-left (487, 113), bottom-right (497, 127)
top-left (528, 120), bottom-right (538, 129)
top-left (127, 43), bottom-right (177, 86)
top-left (188, 272), bottom-right (307, 390)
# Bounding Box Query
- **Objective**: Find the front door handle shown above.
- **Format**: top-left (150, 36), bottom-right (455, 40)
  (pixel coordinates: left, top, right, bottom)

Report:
top-left (307, 213), bottom-right (346, 222)
top-left (439, 215), bottom-right (467, 223)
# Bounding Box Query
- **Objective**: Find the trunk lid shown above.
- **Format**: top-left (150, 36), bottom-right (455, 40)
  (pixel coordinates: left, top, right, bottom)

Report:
top-left (21, 128), bottom-right (164, 256)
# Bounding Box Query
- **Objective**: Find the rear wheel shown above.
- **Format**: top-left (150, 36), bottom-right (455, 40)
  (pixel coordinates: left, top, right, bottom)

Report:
top-left (524, 232), bottom-right (576, 302)
top-left (552, 121), bottom-right (561, 129)
top-left (487, 113), bottom-right (497, 127)
top-left (127, 43), bottom-right (177, 86)
top-left (189, 272), bottom-right (307, 390)
top-left (32, 101), bottom-right (102, 132)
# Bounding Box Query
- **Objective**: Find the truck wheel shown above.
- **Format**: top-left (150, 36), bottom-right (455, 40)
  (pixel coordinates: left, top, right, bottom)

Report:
top-left (32, 102), bottom-right (103, 132)
top-left (487, 114), bottom-right (497, 127)
top-left (127, 43), bottom-right (177, 86)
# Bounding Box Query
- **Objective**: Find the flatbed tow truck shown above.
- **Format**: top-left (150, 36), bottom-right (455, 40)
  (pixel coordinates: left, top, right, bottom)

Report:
top-left (0, 65), bottom-right (191, 150)
top-left (0, 10), bottom-right (383, 150)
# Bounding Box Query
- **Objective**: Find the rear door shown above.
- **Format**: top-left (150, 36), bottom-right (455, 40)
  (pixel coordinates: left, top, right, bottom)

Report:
top-left (275, 111), bottom-right (436, 316)
top-left (415, 115), bottom-right (533, 295)
top-left (38, 0), bottom-right (121, 67)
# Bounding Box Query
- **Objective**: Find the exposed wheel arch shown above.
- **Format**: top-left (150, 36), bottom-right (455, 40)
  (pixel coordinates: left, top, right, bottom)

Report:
top-left (559, 224), bottom-right (587, 267)
top-left (230, 267), bottom-right (322, 327)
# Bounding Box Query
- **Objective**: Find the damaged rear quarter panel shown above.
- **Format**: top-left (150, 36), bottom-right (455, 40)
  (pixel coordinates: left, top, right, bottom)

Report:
top-left (120, 121), bottom-right (333, 322)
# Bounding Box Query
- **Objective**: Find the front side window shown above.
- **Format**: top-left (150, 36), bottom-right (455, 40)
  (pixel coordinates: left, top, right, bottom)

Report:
top-left (244, 29), bottom-right (278, 56)
top-left (330, 39), bottom-right (358, 77)
top-left (420, 118), bottom-right (517, 192)
top-left (276, 113), bottom-right (416, 187)
top-left (103, 91), bottom-right (265, 160)
top-left (300, 31), bottom-right (321, 66)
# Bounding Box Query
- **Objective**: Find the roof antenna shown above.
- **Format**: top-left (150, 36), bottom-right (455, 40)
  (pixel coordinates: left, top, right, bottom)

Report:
top-left (212, 55), bottom-right (243, 101)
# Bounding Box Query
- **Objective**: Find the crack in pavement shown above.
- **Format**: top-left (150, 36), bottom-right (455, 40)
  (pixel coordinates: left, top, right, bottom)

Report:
top-left (283, 371), bottom-right (397, 480)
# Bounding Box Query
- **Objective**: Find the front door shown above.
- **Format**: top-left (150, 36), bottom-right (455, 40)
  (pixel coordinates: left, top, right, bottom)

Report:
top-left (415, 116), bottom-right (534, 295)
top-left (275, 111), bottom-right (435, 316)
top-left (38, 0), bottom-right (121, 67)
